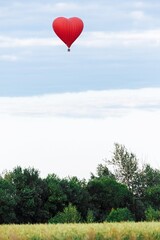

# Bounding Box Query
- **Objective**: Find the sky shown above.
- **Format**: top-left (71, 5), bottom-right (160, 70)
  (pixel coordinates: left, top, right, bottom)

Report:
top-left (0, 0), bottom-right (160, 179)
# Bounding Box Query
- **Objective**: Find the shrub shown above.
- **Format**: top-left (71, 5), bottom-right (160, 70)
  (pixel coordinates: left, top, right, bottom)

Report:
top-left (145, 206), bottom-right (160, 221)
top-left (106, 207), bottom-right (134, 222)
top-left (86, 209), bottom-right (95, 223)
top-left (49, 203), bottom-right (82, 223)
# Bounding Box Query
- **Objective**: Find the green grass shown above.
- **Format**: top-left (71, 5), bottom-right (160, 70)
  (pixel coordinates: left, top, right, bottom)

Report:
top-left (1, 222), bottom-right (160, 240)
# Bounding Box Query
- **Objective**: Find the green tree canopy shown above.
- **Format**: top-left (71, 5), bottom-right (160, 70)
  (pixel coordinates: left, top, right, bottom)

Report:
top-left (0, 177), bottom-right (17, 223)
top-left (87, 177), bottom-right (133, 221)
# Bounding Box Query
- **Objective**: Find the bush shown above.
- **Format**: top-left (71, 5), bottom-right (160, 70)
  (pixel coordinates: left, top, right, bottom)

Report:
top-left (49, 203), bottom-right (82, 223)
top-left (145, 206), bottom-right (160, 221)
top-left (106, 208), bottom-right (134, 222)
top-left (86, 209), bottom-right (95, 223)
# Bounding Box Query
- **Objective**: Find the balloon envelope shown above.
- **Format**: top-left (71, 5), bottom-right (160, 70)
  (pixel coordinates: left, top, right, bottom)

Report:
top-left (52, 17), bottom-right (84, 50)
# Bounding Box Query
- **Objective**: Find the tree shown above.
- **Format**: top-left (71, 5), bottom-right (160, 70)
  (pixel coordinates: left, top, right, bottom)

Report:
top-left (130, 164), bottom-right (160, 198)
top-left (44, 174), bottom-right (67, 219)
top-left (87, 177), bottom-right (133, 221)
top-left (60, 176), bottom-right (90, 220)
top-left (106, 208), bottom-right (134, 222)
top-left (142, 164), bottom-right (160, 191)
top-left (145, 206), bottom-right (160, 221)
top-left (91, 164), bottom-right (115, 179)
top-left (86, 209), bottom-right (95, 223)
top-left (106, 143), bottom-right (139, 193)
top-left (133, 197), bottom-right (146, 221)
top-left (0, 177), bottom-right (17, 223)
top-left (144, 185), bottom-right (160, 210)
top-left (6, 166), bottom-right (48, 223)
top-left (49, 203), bottom-right (81, 223)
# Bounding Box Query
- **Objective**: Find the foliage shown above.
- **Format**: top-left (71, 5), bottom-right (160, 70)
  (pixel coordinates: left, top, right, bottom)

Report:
top-left (145, 206), bottom-right (160, 221)
top-left (91, 163), bottom-right (115, 179)
top-left (44, 174), bottom-right (67, 219)
top-left (133, 197), bottom-right (146, 222)
top-left (1, 143), bottom-right (160, 224)
top-left (86, 209), bottom-right (95, 223)
top-left (60, 176), bottom-right (90, 219)
top-left (106, 143), bottom-right (139, 193)
top-left (0, 177), bottom-right (17, 223)
top-left (3, 166), bottom-right (49, 223)
top-left (87, 177), bottom-right (133, 221)
top-left (49, 203), bottom-right (81, 223)
top-left (135, 164), bottom-right (160, 197)
top-left (143, 164), bottom-right (160, 187)
top-left (145, 185), bottom-right (160, 209)
top-left (106, 207), bottom-right (134, 222)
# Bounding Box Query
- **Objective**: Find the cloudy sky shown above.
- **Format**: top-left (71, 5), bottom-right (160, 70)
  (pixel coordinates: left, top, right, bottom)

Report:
top-left (0, 0), bottom-right (160, 179)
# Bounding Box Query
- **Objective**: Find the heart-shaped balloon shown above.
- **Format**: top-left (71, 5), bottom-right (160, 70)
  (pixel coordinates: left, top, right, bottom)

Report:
top-left (52, 17), bottom-right (84, 51)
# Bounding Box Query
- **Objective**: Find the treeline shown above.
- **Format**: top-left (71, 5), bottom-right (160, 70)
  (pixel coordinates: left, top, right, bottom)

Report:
top-left (1, 143), bottom-right (160, 224)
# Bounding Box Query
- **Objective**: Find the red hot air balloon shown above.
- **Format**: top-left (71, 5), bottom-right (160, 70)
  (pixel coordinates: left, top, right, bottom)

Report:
top-left (52, 17), bottom-right (84, 51)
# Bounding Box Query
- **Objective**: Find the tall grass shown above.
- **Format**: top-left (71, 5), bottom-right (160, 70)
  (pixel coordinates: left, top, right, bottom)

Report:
top-left (1, 222), bottom-right (160, 240)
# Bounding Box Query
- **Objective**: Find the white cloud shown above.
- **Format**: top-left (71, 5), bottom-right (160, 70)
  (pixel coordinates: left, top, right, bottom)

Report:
top-left (0, 88), bottom-right (160, 118)
top-left (1, 29), bottom-right (160, 50)
top-left (0, 36), bottom-right (60, 48)
top-left (82, 30), bottom-right (160, 48)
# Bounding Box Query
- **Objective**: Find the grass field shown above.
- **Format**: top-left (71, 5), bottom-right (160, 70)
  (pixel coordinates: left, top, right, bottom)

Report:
top-left (1, 222), bottom-right (160, 240)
